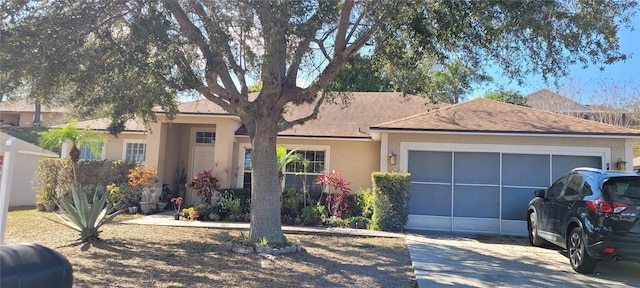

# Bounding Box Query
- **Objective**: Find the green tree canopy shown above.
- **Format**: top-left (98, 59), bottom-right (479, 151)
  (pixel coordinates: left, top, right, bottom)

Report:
top-left (2, 0), bottom-right (636, 243)
top-left (328, 54), bottom-right (393, 92)
top-left (484, 91), bottom-right (528, 106)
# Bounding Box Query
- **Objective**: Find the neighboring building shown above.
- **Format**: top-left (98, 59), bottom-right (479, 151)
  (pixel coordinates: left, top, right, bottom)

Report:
top-left (0, 99), bottom-right (67, 127)
top-left (1, 131), bottom-right (58, 207)
top-left (525, 89), bottom-right (638, 127)
top-left (68, 93), bottom-right (640, 235)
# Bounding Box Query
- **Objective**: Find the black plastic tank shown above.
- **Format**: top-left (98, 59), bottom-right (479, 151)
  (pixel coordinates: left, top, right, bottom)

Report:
top-left (1, 243), bottom-right (73, 288)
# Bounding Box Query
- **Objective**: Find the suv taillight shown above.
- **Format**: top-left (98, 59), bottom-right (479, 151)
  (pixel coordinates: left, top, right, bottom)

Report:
top-left (586, 200), bottom-right (628, 214)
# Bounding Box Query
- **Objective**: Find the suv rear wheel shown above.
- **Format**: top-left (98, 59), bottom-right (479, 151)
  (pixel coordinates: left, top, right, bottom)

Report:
top-left (528, 211), bottom-right (546, 247)
top-left (568, 227), bottom-right (598, 274)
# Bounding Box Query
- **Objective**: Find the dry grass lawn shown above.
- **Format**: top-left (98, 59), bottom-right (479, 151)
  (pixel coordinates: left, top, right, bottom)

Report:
top-left (4, 208), bottom-right (416, 287)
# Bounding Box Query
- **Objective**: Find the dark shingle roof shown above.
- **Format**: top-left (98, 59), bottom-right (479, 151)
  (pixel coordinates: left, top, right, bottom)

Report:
top-left (525, 89), bottom-right (593, 113)
top-left (372, 98), bottom-right (640, 137)
top-left (246, 92), bottom-right (441, 138)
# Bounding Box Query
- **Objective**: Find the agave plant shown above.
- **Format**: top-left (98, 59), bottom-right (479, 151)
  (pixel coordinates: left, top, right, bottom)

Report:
top-left (55, 186), bottom-right (126, 243)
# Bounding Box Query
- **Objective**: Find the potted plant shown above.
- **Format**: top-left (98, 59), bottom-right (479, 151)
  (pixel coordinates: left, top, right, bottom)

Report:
top-left (114, 184), bottom-right (140, 214)
top-left (157, 185), bottom-right (173, 212)
top-left (221, 194), bottom-right (243, 221)
top-left (176, 161), bottom-right (188, 199)
top-left (128, 165), bottom-right (159, 214)
top-left (171, 196), bottom-right (183, 220)
top-left (301, 206), bottom-right (320, 226)
top-left (347, 216), bottom-right (369, 229)
top-left (37, 184), bottom-right (57, 212)
top-left (185, 168), bottom-right (219, 205)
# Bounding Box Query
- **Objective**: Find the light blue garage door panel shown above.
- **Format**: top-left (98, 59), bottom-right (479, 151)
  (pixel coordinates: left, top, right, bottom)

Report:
top-left (408, 183), bottom-right (452, 216)
top-left (407, 149), bottom-right (604, 234)
top-left (408, 151), bottom-right (452, 183)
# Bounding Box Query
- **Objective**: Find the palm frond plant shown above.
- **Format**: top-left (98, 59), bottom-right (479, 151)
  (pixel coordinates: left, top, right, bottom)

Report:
top-left (39, 120), bottom-right (104, 185)
top-left (276, 146), bottom-right (303, 206)
top-left (54, 186), bottom-right (126, 243)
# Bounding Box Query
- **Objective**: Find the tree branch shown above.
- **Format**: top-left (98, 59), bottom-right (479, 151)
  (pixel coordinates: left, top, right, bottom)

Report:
top-left (164, 1), bottom-right (240, 98)
top-left (299, 13), bottom-right (384, 102)
top-left (277, 93), bottom-right (326, 131)
top-left (191, 1), bottom-right (249, 96)
top-left (333, 0), bottom-right (354, 56)
top-left (284, 8), bottom-right (326, 88)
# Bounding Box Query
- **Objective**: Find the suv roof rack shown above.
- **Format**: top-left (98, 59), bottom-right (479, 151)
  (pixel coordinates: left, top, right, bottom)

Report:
top-left (572, 167), bottom-right (606, 174)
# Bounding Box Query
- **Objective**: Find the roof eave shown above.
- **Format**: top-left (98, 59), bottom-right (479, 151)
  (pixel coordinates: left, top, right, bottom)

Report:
top-left (369, 128), bottom-right (640, 139)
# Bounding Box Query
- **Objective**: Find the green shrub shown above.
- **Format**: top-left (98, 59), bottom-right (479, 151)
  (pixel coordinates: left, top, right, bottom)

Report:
top-left (354, 188), bottom-right (375, 219)
top-left (282, 188), bottom-right (303, 217)
top-left (33, 159), bottom-right (137, 205)
top-left (219, 188), bottom-right (251, 214)
top-left (32, 158), bottom-right (73, 204)
top-left (301, 206), bottom-right (319, 221)
top-left (369, 172), bottom-right (410, 232)
top-left (221, 195), bottom-right (243, 215)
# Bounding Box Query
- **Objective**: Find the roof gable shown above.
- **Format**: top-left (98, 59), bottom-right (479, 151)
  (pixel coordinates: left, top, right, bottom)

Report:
top-left (0, 131), bottom-right (58, 157)
top-left (525, 89), bottom-right (593, 113)
top-left (267, 92), bottom-right (442, 138)
top-left (372, 98), bottom-right (640, 137)
top-left (0, 99), bottom-right (66, 113)
top-left (64, 118), bottom-right (148, 132)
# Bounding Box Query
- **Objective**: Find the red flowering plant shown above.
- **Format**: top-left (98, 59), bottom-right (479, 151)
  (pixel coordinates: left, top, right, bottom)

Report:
top-left (185, 169), bottom-right (219, 204)
top-left (316, 170), bottom-right (352, 218)
top-left (171, 196), bottom-right (183, 214)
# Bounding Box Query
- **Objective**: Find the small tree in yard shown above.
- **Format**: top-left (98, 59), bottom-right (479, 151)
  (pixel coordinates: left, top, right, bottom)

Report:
top-left (39, 120), bottom-right (104, 185)
top-left (276, 146), bottom-right (303, 207)
top-left (3, 1), bottom-right (635, 243)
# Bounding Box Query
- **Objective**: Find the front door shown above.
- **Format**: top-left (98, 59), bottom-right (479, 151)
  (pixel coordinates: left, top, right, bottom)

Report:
top-left (188, 146), bottom-right (215, 205)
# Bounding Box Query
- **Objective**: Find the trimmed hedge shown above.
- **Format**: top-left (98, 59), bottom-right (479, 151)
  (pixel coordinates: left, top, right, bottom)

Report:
top-left (77, 160), bottom-right (138, 189)
top-left (369, 172), bottom-right (411, 232)
top-left (32, 159), bottom-right (138, 202)
top-left (31, 158), bottom-right (73, 202)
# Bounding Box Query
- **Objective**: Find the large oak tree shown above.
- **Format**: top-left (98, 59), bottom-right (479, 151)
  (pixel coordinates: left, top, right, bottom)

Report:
top-left (1, 0), bottom-right (636, 242)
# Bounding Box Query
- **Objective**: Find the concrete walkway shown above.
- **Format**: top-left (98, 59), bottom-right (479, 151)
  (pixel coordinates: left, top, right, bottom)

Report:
top-left (405, 230), bottom-right (640, 288)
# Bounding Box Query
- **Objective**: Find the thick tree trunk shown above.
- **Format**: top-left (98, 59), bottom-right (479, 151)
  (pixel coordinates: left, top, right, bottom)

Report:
top-left (34, 100), bottom-right (41, 127)
top-left (248, 116), bottom-right (284, 243)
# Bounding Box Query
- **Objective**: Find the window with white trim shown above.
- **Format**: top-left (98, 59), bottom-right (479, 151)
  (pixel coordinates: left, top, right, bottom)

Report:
top-left (79, 143), bottom-right (103, 161)
top-left (241, 148), bottom-right (324, 193)
top-left (242, 149), bottom-right (252, 189)
top-left (125, 142), bottom-right (146, 163)
top-left (195, 131), bottom-right (216, 144)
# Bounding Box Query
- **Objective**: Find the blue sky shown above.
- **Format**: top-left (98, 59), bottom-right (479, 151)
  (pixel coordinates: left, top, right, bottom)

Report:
top-left (470, 13), bottom-right (640, 102)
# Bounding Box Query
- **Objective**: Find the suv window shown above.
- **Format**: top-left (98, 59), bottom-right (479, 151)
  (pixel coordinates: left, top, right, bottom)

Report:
top-left (603, 176), bottom-right (640, 199)
top-left (581, 180), bottom-right (593, 197)
top-left (564, 175), bottom-right (583, 200)
top-left (547, 175), bottom-right (569, 199)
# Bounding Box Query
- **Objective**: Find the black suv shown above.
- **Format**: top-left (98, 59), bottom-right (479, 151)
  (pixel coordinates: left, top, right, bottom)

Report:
top-left (527, 167), bottom-right (640, 273)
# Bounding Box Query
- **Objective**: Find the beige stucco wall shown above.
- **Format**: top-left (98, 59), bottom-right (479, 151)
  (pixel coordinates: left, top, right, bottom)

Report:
top-left (8, 153), bottom-right (52, 207)
top-left (383, 132), bottom-right (630, 171)
top-left (141, 115), bottom-right (242, 189)
top-left (0, 112), bottom-right (66, 127)
top-left (102, 133), bottom-right (148, 161)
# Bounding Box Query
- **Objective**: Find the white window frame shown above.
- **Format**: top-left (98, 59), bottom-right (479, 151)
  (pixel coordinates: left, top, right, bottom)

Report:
top-left (122, 140), bottom-right (147, 163)
top-left (236, 143), bottom-right (331, 189)
top-left (191, 127), bottom-right (216, 146)
top-left (78, 142), bottom-right (105, 161)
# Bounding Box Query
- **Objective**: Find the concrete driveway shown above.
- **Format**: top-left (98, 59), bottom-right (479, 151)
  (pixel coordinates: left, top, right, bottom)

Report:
top-left (406, 231), bottom-right (640, 287)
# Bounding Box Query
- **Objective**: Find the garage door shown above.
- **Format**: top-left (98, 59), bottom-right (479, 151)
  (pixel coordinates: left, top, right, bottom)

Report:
top-left (406, 150), bottom-right (602, 235)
